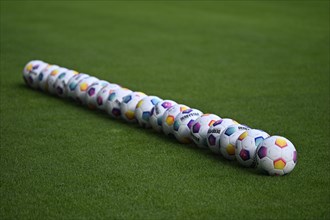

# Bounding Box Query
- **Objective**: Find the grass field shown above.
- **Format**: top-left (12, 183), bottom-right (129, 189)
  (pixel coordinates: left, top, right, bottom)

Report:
top-left (1, 1), bottom-right (329, 219)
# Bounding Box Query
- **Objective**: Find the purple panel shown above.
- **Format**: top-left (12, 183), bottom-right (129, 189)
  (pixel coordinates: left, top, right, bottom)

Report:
top-left (293, 151), bottom-right (297, 163)
top-left (208, 135), bottom-right (216, 146)
top-left (257, 146), bottom-right (267, 159)
top-left (239, 149), bottom-right (250, 161)
top-left (192, 122), bottom-right (201, 133)
top-left (88, 88), bottom-right (95, 96)
top-left (213, 119), bottom-right (223, 126)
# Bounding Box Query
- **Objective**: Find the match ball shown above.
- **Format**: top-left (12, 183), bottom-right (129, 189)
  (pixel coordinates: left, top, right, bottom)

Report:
top-left (74, 76), bottom-right (99, 105)
top-left (38, 65), bottom-right (60, 92)
top-left (173, 108), bottom-right (203, 143)
top-left (190, 114), bottom-right (221, 148)
top-left (96, 83), bottom-right (121, 110)
top-left (150, 100), bottom-right (177, 132)
top-left (235, 129), bottom-right (270, 167)
top-left (256, 136), bottom-right (297, 176)
top-left (47, 67), bottom-right (69, 94)
top-left (105, 88), bottom-right (133, 118)
top-left (207, 118), bottom-right (239, 155)
top-left (120, 91), bottom-right (147, 123)
top-left (66, 73), bottom-right (90, 100)
top-left (85, 80), bottom-right (110, 109)
top-left (23, 60), bottom-right (48, 89)
top-left (54, 70), bottom-right (79, 97)
top-left (135, 96), bottom-right (163, 128)
top-left (162, 104), bottom-right (190, 135)
top-left (219, 124), bottom-right (250, 160)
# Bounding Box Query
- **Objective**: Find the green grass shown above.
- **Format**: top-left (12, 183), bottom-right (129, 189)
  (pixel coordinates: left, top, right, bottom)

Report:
top-left (1, 1), bottom-right (329, 219)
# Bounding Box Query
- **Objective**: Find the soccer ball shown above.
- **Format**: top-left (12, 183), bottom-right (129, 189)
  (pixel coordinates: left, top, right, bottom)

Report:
top-left (66, 73), bottom-right (90, 100)
top-left (162, 104), bottom-right (190, 135)
top-left (23, 60), bottom-right (48, 89)
top-left (105, 88), bottom-right (133, 118)
top-left (38, 64), bottom-right (60, 91)
top-left (219, 124), bottom-right (250, 160)
top-left (207, 118), bottom-right (239, 154)
top-left (150, 100), bottom-right (177, 132)
top-left (235, 129), bottom-right (270, 167)
top-left (256, 136), bottom-right (297, 176)
top-left (173, 108), bottom-right (203, 143)
top-left (190, 114), bottom-right (221, 148)
top-left (74, 76), bottom-right (99, 105)
top-left (23, 60), bottom-right (43, 78)
top-left (47, 67), bottom-right (69, 94)
top-left (135, 96), bottom-right (163, 128)
top-left (54, 70), bottom-right (79, 97)
top-left (96, 83), bottom-right (121, 110)
top-left (85, 80), bottom-right (110, 109)
top-left (120, 91), bottom-right (147, 123)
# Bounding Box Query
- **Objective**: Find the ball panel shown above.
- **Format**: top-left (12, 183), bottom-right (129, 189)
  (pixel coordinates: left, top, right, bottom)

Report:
top-left (173, 120), bottom-right (180, 131)
top-left (136, 100), bottom-right (143, 108)
top-left (225, 126), bottom-right (237, 136)
top-left (281, 146), bottom-right (295, 162)
top-left (274, 158), bottom-right (286, 170)
top-left (192, 122), bottom-right (201, 133)
top-left (283, 160), bottom-right (296, 174)
top-left (125, 111), bottom-right (135, 120)
top-left (293, 151), bottom-right (297, 163)
top-left (123, 95), bottom-right (132, 103)
top-left (258, 157), bottom-right (274, 174)
top-left (157, 117), bottom-right (162, 126)
top-left (208, 135), bottom-right (216, 146)
top-left (239, 149), bottom-right (250, 161)
top-left (238, 131), bottom-right (248, 141)
top-left (275, 138), bottom-right (288, 148)
top-left (142, 111), bottom-right (151, 121)
top-left (112, 108), bottom-right (121, 117)
top-left (166, 115), bottom-right (175, 126)
top-left (255, 136), bottom-right (264, 148)
top-left (187, 120), bottom-right (194, 129)
top-left (226, 144), bottom-right (235, 156)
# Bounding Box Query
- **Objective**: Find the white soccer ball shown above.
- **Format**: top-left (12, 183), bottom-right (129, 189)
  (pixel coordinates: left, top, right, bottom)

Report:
top-left (219, 124), bottom-right (250, 160)
top-left (173, 108), bottom-right (203, 143)
top-left (54, 70), bottom-right (79, 97)
top-left (66, 73), bottom-right (90, 100)
top-left (85, 80), bottom-right (110, 109)
top-left (38, 64), bottom-right (60, 92)
top-left (47, 67), bottom-right (69, 94)
top-left (190, 114), bottom-right (221, 148)
top-left (22, 60), bottom-right (48, 89)
top-left (120, 91), bottom-right (147, 123)
top-left (207, 118), bottom-right (240, 155)
top-left (105, 88), bottom-right (133, 118)
top-left (150, 100), bottom-right (177, 132)
top-left (96, 83), bottom-right (121, 110)
top-left (235, 129), bottom-right (270, 167)
top-left (74, 76), bottom-right (99, 105)
top-left (256, 136), bottom-right (297, 176)
top-left (135, 96), bottom-right (163, 128)
top-left (162, 104), bottom-right (190, 136)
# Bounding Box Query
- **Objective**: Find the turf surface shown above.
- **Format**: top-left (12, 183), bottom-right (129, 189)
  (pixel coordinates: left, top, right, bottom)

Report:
top-left (1, 1), bottom-right (329, 219)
